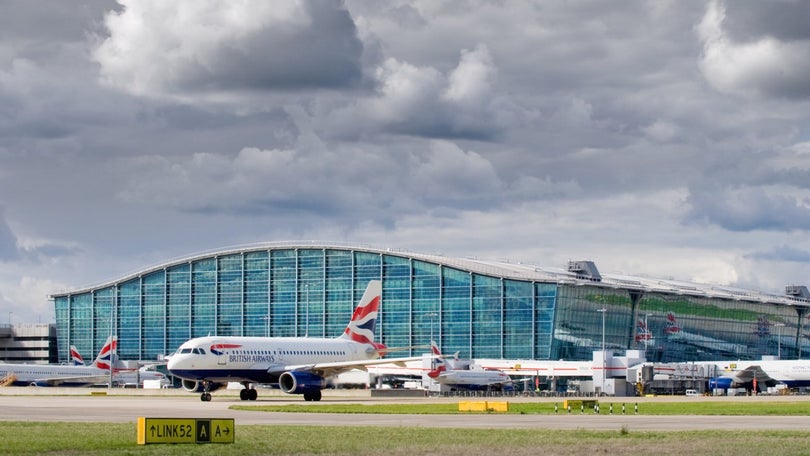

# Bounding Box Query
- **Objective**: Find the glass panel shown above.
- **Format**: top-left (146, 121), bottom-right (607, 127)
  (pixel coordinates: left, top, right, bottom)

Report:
top-left (504, 279), bottom-right (532, 359)
top-left (218, 255), bottom-right (243, 336)
top-left (143, 271), bottom-right (165, 358)
top-left (442, 267), bottom-right (470, 357)
top-left (191, 258), bottom-right (216, 338)
top-left (167, 264), bottom-right (191, 352)
top-left (118, 279), bottom-right (141, 359)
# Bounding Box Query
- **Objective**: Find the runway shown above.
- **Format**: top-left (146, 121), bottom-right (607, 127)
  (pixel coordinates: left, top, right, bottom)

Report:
top-left (1, 389), bottom-right (809, 431)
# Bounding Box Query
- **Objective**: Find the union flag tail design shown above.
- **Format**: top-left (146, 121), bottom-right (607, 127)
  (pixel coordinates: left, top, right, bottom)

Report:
top-left (69, 345), bottom-right (85, 366)
top-left (340, 280), bottom-right (381, 345)
top-left (91, 336), bottom-right (117, 370)
top-left (665, 312), bottom-right (681, 335)
top-left (427, 340), bottom-right (446, 378)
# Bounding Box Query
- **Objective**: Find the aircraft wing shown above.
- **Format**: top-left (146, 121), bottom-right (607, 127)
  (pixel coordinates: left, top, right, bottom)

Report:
top-left (270, 356), bottom-right (426, 379)
top-left (31, 374), bottom-right (111, 387)
top-left (729, 365), bottom-right (778, 387)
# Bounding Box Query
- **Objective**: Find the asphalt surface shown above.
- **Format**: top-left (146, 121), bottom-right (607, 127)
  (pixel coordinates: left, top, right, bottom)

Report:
top-left (1, 389), bottom-right (809, 431)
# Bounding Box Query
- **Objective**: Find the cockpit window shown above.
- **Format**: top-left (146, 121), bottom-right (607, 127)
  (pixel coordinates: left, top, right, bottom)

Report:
top-left (179, 348), bottom-right (192, 354)
top-left (192, 348), bottom-right (206, 355)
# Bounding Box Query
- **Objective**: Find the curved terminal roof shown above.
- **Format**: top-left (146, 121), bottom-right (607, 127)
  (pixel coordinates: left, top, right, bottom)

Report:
top-left (51, 241), bottom-right (810, 308)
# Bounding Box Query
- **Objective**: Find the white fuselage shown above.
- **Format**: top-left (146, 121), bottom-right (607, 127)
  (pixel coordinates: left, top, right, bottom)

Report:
top-left (715, 359), bottom-right (810, 387)
top-left (0, 363), bottom-right (109, 387)
top-left (432, 369), bottom-right (511, 386)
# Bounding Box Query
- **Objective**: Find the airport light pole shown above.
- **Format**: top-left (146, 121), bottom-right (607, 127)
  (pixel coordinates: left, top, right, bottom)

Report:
top-left (644, 313), bottom-right (652, 349)
top-left (597, 308), bottom-right (607, 395)
top-left (427, 312), bottom-right (438, 343)
top-left (304, 284), bottom-right (309, 337)
top-left (775, 322), bottom-right (785, 359)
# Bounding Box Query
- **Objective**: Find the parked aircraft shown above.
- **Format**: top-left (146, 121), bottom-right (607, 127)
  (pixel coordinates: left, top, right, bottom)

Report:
top-left (67, 343), bottom-right (167, 387)
top-left (0, 336), bottom-right (118, 387)
top-left (425, 341), bottom-right (513, 390)
top-left (664, 312), bottom-right (747, 355)
top-left (710, 359), bottom-right (810, 390)
top-left (167, 280), bottom-right (424, 402)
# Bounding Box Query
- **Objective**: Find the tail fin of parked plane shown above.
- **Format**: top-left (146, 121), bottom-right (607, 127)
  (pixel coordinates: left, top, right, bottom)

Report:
top-left (340, 280), bottom-right (382, 345)
top-left (91, 336), bottom-right (117, 370)
top-left (69, 345), bottom-right (85, 366)
top-left (427, 340), bottom-right (447, 378)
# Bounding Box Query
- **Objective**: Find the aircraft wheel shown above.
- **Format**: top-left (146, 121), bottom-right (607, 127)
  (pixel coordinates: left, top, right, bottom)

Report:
top-left (201, 393), bottom-right (212, 402)
top-left (312, 390), bottom-right (322, 401)
top-left (240, 389), bottom-right (248, 400)
top-left (248, 389), bottom-right (258, 400)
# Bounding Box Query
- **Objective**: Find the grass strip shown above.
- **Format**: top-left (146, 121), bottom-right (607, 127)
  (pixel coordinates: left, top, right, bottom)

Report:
top-left (1, 422), bottom-right (810, 456)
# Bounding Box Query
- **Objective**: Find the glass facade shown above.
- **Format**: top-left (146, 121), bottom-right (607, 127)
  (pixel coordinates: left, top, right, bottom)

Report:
top-left (51, 245), bottom-right (810, 364)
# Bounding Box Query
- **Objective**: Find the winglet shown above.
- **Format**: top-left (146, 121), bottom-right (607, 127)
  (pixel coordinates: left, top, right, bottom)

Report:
top-left (340, 280), bottom-right (382, 345)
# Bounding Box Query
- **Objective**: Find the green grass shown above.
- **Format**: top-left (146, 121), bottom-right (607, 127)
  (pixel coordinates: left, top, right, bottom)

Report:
top-left (231, 400), bottom-right (810, 416)
top-left (2, 422), bottom-right (810, 456)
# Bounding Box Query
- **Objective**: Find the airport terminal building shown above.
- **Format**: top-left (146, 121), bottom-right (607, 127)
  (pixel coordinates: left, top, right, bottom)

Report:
top-left (50, 242), bottom-right (810, 365)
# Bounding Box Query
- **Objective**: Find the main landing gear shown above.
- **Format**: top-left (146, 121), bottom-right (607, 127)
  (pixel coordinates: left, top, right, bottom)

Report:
top-left (303, 390), bottom-right (322, 401)
top-left (239, 382), bottom-right (258, 401)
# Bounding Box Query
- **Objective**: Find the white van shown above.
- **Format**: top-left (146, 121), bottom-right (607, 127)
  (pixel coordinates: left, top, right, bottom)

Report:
top-left (685, 389), bottom-right (700, 397)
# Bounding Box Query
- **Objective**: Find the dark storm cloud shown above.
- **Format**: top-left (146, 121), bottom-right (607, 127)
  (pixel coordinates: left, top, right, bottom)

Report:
top-left (685, 186), bottom-right (810, 232)
top-left (0, 0), bottom-right (117, 43)
top-left (747, 245), bottom-right (810, 263)
top-left (721, 0), bottom-right (810, 42)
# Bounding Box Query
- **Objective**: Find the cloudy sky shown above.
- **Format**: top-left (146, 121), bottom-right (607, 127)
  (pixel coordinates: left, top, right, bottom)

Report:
top-left (2, 0), bottom-right (810, 324)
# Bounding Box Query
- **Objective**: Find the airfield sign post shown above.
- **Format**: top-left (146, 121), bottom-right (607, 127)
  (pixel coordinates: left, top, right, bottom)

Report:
top-left (136, 417), bottom-right (235, 444)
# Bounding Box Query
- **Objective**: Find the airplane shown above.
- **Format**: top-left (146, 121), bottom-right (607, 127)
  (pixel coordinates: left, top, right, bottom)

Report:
top-left (664, 312), bottom-right (747, 356)
top-left (424, 341), bottom-right (513, 390)
top-left (709, 359), bottom-right (810, 390)
top-left (0, 336), bottom-right (118, 387)
top-left (167, 280), bottom-right (426, 402)
top-left (67, 343), bottom-right (167, 387)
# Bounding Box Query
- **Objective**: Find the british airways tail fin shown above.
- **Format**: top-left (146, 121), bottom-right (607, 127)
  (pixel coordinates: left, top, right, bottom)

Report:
top-left (91, 336), bottom-right (117, 370)
top-left (665, 312), bottom-right (681, 335)
top-left (428, 340), bottom-right (447, 378)
top-left (69, 345), bottom-right (85, 366)
top-left (340, 280), bottom-right (382, 345)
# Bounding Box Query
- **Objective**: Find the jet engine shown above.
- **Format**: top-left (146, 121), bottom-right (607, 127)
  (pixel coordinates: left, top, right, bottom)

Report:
top-left (279, 371), bottom-right (326, 395)
top-left (708, 377), bottom-right (733, 390)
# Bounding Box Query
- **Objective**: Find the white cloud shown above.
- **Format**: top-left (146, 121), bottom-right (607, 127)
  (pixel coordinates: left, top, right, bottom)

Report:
top-left (327, 44), bottom-right (507, 140)
top-left (93, 0), bottom-right (363, 102)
